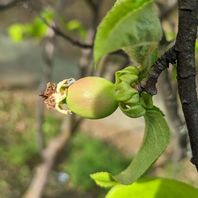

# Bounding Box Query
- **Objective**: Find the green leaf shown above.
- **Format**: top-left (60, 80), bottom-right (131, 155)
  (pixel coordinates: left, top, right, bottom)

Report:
top-left (113, 108), bottom-right (170, 184)
top-left (8, 24), bottom-right (25, 42)
top-left (90, 172), bottom-right (118, 188)
top-left (106, 178), bottom-right (198, 198)
top-left (94, 0), bottom-right (162, 64)
top-left (94, 108), bottom-right (170, 185)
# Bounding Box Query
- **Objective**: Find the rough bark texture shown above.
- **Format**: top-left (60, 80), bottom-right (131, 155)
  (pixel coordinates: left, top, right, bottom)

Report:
top-left (175, 0), bottom-right (198, 169)
top-left (139, 0), bottom-right (198, 170)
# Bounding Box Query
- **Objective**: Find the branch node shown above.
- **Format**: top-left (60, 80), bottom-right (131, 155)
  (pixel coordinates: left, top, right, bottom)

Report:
top-left (140, 46), bottom-right (177, 95)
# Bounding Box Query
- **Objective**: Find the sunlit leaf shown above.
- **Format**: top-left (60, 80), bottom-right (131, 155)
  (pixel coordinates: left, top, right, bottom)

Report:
top-left (90, 172), bottom-right (118, 188)
top-left (94, 0), bottom-right (162, 65)
top-left (114, 108), bottom-right (170, 184)
top-left (92, 107), bottom-right (170, 185)
top-left (106, 178), bottom-right (198, 198)
top-left (8, 24), bottom-right (24, 42)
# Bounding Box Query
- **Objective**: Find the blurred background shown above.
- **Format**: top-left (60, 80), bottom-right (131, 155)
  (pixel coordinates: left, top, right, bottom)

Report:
top-left (0, 0), bottom-right (198, 197)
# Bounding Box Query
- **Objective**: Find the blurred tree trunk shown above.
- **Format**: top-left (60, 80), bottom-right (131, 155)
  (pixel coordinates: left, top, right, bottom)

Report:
top-left (36, 27), bottom-right (55, 154)
top-left (24, 1), bottom-right (103, 197)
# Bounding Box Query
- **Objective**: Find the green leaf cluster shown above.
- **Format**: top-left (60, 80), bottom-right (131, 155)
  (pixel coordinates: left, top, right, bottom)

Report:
top-left (115, 66), bottom-right (153, 118)
top-left (0, 91), bottom-right (63, 196)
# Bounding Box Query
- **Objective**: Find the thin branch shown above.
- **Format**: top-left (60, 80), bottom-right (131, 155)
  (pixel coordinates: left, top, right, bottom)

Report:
top-left (175, 0), bottom-right (198, 170)
top-left (40, 15), bottom-right (129, 59)
top-left (139, 46), bottom-right (177, 95)
top-left (85, 0), bottom-right (98, 12)
top-left (40, 16), bottom-right (93, 49)
top-left (0, 0), bottom-right (23, 11)
top-left (141, 0), bottom-right (198, 170)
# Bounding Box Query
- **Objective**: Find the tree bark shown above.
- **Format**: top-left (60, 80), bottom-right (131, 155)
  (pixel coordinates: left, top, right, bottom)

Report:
top-left (175, 0), bottom-right (198, 169)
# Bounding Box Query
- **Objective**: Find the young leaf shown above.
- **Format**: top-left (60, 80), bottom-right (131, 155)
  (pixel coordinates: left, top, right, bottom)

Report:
top-left (106, 178), bottom-right (198, 198)
top-left (113, 108), bottom-right (170, 184)
top-left (90, 172), bottom-right (118, 188)
top-left (94, 0), bottom-right (162, 64)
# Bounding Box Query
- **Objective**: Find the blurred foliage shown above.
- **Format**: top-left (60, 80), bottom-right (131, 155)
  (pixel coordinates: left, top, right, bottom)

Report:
top-left (8, 8), bottom-right (87, 42)
top-left (64, 19), bottom-right (86, 39)
top-left (43, 115), bottom-right (62, 141)
top-left (62, 133), bottom-right (130, 191)
top-left (0, 91), bottom-right (62, 197)
top-left (8, 8), bottom-right (54, 42)
top-left (165, 31), bottom-right (176, 42)
top-left (0, 91), bottom-right (128, 197)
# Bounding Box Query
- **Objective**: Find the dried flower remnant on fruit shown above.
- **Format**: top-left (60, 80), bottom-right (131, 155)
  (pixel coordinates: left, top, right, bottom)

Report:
top-left (40, 78), bottom-right (75, 114)
top-left (56, 78), bottom-right (75, 94)
top-left (40, 82), bottom-right (56, 109)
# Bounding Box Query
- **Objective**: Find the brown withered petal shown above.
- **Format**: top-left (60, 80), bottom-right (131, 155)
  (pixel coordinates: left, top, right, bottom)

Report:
top-left (43, 82), bottom-right (56, 98)
top-left (44, 94), bottom-right (56, 109)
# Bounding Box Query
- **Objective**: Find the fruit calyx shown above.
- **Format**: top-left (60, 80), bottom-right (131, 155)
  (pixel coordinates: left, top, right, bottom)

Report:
top-left (41, 78), bottom-right (75, 114)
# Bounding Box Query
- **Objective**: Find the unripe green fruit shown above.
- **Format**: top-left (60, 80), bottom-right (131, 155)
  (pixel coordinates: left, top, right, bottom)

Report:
top-left (66, 77), bottom-right (118, 119)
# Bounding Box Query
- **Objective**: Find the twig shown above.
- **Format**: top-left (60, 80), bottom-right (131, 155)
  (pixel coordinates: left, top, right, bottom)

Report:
top-left (40, 15), bottom-right (129, 58)
top-left (139, 0), bottom-right (198, 170)
top-left (40, 16), bottom-right (93, 49)
top-left (140, 46), bottom-right (177, 95)
top-left (79, 0), bottom-right (102, 76)
top-left (0, 0), bottom-right (24, 11)
top-left (85, 0), bottom-right (98, 12)
top-left (175, 0), bottom-right (198, 170)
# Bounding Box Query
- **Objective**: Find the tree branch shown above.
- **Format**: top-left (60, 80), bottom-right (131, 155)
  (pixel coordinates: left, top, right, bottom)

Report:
top-left (175, 0), bottom-right (198, 169)
top-left (40, 16), bottom-right (93, 49)
top-left (36, 27), bottom-right (56, 153)
top-left (140, 46), bottom-right (177, 95)
top-left (0, 0), bottom-right (23, 11)
top-left (40, 15), bottom-right (128, 59)
top-left (139, 0), bottom-right (198, 170)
